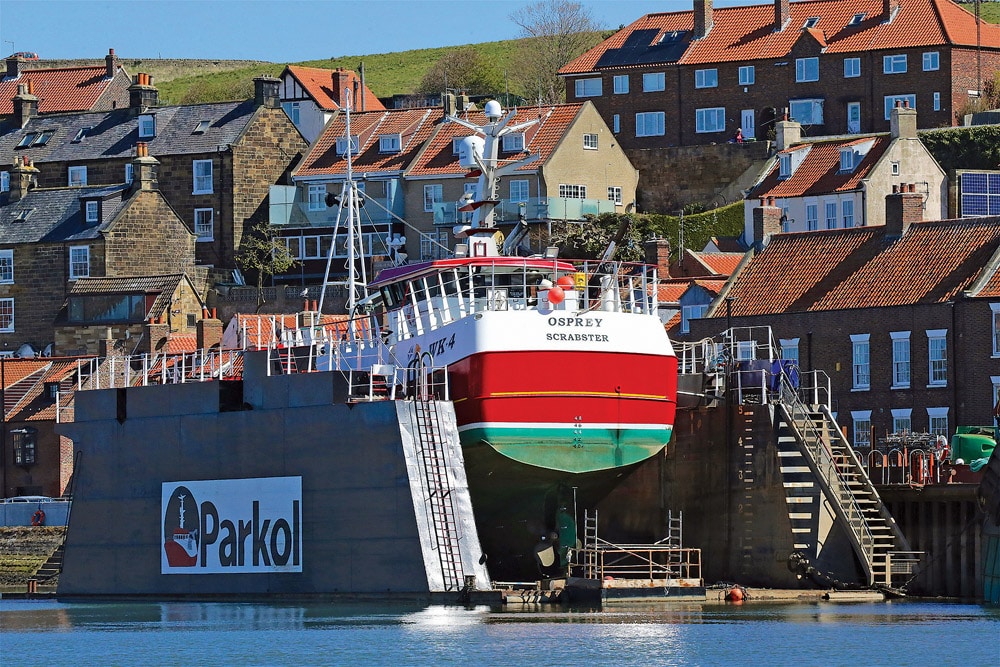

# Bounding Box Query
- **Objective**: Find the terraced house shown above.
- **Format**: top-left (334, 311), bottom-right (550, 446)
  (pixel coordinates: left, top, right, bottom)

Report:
top-left (0, 49), bottom-right (130, 118)
top-left (560, 0), bottom-right (1000, 147)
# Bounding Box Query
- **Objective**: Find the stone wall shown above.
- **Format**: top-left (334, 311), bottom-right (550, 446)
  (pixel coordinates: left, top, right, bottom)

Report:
top-left (103, 190), bottom-right (196, 276)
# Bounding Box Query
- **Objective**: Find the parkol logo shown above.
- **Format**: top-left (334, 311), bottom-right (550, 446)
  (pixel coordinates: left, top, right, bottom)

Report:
top-left (163, 486), bottom-right (200, 567)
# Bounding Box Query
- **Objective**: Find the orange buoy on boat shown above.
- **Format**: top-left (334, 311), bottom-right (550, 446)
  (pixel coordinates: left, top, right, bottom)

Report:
top-left (727, 586), bottom-right (744, 602)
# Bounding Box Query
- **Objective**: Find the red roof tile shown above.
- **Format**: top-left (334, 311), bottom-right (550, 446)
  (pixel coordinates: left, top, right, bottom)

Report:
top-left (692, 251), bottom-right (744, 277)
top-left (561, 0), bottom-right (1000, 74)
top-left (692, 279), bottom-right (728, 295)
top-left (0, 65), bottom-right (122, 115)
top-left (752, 136), bottom-right (890, 199)
top-left (658, 281), bottom-right (689, 302)
top-left (285, 66), bottom-right (384, 112)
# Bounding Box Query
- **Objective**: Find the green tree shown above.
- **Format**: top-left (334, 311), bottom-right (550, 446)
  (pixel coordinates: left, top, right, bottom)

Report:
top-left (417, 46), bottom-right (506, 96)
top-left (236, 221), bottom-right (297, 312)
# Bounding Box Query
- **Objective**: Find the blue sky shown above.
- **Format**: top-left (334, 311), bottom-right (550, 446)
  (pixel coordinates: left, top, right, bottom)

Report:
top-left (1, 0), bottom-right (750, 62)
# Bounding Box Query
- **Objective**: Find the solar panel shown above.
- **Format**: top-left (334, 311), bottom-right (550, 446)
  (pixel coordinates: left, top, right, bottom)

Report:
top-left (959, 172), bottom-right (1000, 217)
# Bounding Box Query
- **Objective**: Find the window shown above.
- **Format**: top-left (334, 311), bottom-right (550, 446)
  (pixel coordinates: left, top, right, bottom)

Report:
top-left (795, 58), bottom-right (819, 82)
top-left (852, 333), bottom-right (870, 390)
top-left (923, 52), bottom-right (939, 71)
top-left (575, 77), bottom-right (602, 97)
top-left (558, 184), bottom-right (587, 199)
top-left (68, 166), bottom-right (87, 187)
top-left (781, 205), bottom-right (791, 232)
top-left (825, 202), bottom-right (837, 229)
top-left (780, 338), bottom-right (800, 366)
top-left (778, 154), bottom-right (791, 179)
top-left (502, 133), bottom-right (525, 152)
top-left (849, 12), bottom-right (866, 26)
top-left (0, 171), bottom-right (8, 192)
top-left (992, 303), bottom-right (1000, 356)
top-left (694, 69), bottom-right (717, 89)
top-left (0, 250), bottom-right (12, 284)
top-left (608, 186), bottom-right (622, 205)
top-left (193, 120), bottom-right (211, 135)
top-left (844, 58), bottom-right (861, 78)
top-left (927, 329), bottom-right (947, 387)
top-left (884, 54), bottom-right (907, 74)
top-left (307, 184), bottom-right (326, 211)
top-left (194, 208), bottom-right (214, 240)
top-left (192, 159), bottom-right (213, 194)
top-left (379, 134), bottom-right (401, 153)
top-left (124, 163), bottom-right (133, 185)
top-left (583, 133), bottom-right (598, 150)
top-left (884, 94), bottom-right (916, 120)
top-left (803, 16), bottom-right (820, 28)
top-left (68, 294), bottom-right (146, 323)
top-left (960, 172), bottom-right (1000, 217)
top-left (843, 199), bottom-right (855, 228)
top-left (612, 114), bottom-right (620, 133)
top-left (17, 133), bottom-right (37, 148)
top-left (72, 127), bottom-right (91, 143)
top-left (738, 66), bottom-right (755, 85)
top-left (635, 112), bottom-right (665, 137)
top-left (284, 102), bottom-right (300, 125)
top-left (852, 410), bottom-right (872, 448)
top-left (891, 331), bottom-right (911, 389)
top-left (452, 137), bottom-right (467, 155)
top-left (680, 304), bottom-right (708, 334)
top-left (789, 98), bottom-right (824, 125)
top-left (34, 130), bottom-right (53, 146)
top-left (510, 180), bottom-right (529, 203)
top-left (613, 75), bottom-right (629, 94)
top-left (85, 201), bottom-right (98, 223)
top-left (423, 184), bottom-right (443, 212)
top-left (12, 428), bottom-right (35, 466)
top-left (695, 107), bottom-right (725, 133)
top-left (840, 148), bottom-right (855, 172)
top-left (69, 246), bottom-right (90, 280)
top-left (138, 113), bottom-right (155, 138)
top-left (806, 204), bottom-right (819, 231)
top-left (644, 72), bottom-right (666, 92)
top-left (933, 92), bottom-right (941, 111)
top-left (891, 161), bottom-right (901, 176)
top-left (927, 407), bottom-right (949, 439)
top-left (892, 408), bottom-right (912, 434)
top-left (336, 135), bottom-right (359, 156)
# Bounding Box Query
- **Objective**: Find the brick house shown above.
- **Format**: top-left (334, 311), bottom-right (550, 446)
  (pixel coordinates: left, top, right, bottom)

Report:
top-left (0, 148), bottom-right (197, 353)
top-left (0, 75), bottom-right (308, 271)
top-left (0, 49), bottom-right (130, 117)
top-left (742, 104), bottom-right (947, 241)
top-left (278, 65), bottom-right (385, 143)
top-left (691, 191), bottom-right (1000, 446)
top-left (560, 0), bottom-right (1000, 148)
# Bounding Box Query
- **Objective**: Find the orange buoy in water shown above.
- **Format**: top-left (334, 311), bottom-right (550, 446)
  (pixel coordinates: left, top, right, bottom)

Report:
top-left (728, 586), bottom-right (744, 602)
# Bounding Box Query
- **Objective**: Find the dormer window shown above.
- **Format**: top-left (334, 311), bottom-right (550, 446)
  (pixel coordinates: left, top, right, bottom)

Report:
top-left (502, 133), bottom-right (525, 152)
top-left (13, 209), bottom-right (33, 222)
top-left (193, 120), bottom-right (211, 134)
top-left (85, 200), bottom-right (99, 224)
top-left (839, 148), bottom-right (856, 173)
top-left (45, 382), bottom-right (59, 400)
top-left (72, 127), bottom-right (91, 143)
top-left (452, 137), bottom-right (468, 155)
top-left (379, 133), bottom-right (401, 153)
top-left (336, 135), bottom-right (360, 157)
top-left (803, 16), bottom-right (819, 28)
top-left (778, 154), bottom-right (791, 179)
top-left (848, 12), bottom-right (866, 26)
top-left (138, 114), bottom-right (155, 138)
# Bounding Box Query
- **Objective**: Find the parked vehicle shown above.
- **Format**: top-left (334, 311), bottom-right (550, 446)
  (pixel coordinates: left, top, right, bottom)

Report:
top-left (7, 52), bottom-right (39, 60)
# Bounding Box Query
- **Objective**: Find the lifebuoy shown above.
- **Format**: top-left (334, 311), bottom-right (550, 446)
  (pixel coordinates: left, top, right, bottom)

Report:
top-left (31, 509), bottom-right (45, 526)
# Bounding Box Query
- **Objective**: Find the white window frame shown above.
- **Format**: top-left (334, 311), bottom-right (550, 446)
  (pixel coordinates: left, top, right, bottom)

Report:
top-left (138, 113), bottom-right (155, 138)
top-left (789, 98), bottom-right (824, 125)
top-left (575, 77), bottom-right (602, 97)
top-left (840, 148), bottom-right (855, 173)
top-left (612, 114), bottom-right (620, 133)
top-left (124, 163), bottom-right (133, 185)
top-left (423, 184), bottom-right (443, 212)
top-left (795, 57), bottom-right (819, 83)
top-left (992, 303), bottom-right (1000, 357)
top-left (0, 298), bottom-right (12, 333)
top-left (884, 54), bottom-right (907, 74)
top-left (85, 201), bottom-right (99, 223)
top-left (923, 51), bottom-right (939, 71)
top-left (806, 203), bottom-right (818, 231)
top-left (583, 133), bottom-right (598, 150)
top-left (825, 201), bottom-right (837, 229)
top-left (0, 171), bottom-right (8, 192)
top-left (502, 133), bottom-right (525, 152)
top-left (607, 186), bottom-right (622, 205)
top-left (336, 135), bottom-right (359, 157)
top-left (0, 250), bottom-right (13, 284)
top-left (852, 410), bottom-right (872, 448)
top-left (926, 329), bottom-right (947, 387)
top-left (308, 184), bottom-right (326, 211)
top-left (558, 184), bottom-right (587, 199)
top-left (694, 69), bottom-right (717, 89)
top-left (891, 408), bottom-right (912, 435)
top-left (992, 376), bottom-right (1000, 417)
top-left (192, 159), bottom-right (213, 194)
top-left (635, 112), bottom-right (665, 137)
top-left (933, 92), bottom-right (941, 111)
top-left (738, 66), bottom-right (755, 85)
top-left (891, 330), bottom-right (911, 389)
top-left (778, 154), bottom-right (791, 179)
top-left (194, 208), bottom-right (214, 241)
top-left (68, 166), bottom-right (87, 187)
top-left (884, 94), bottom-right (916, 120)
top-left (927, 407), bottom-right (949, 439)
top-left (509, 179), bottom-right (529, 203)
top-left (613, 75), bottom-right (629, 94)
top-left (379, 134), bottom-right (401, 153)
top-left (695, 107), bottom-right (725, 133)
top-left (680, 304), bottom-right (708, 334)
top-left (69, 245), bottom-right (90, 280)
top-left (779, 338), bottom-right (800, 366)
top-left (844, 57), bottom-right (861, 78)
top-left (852, 333), bottom-right (870, 390)
top-left (643, 72), bottom-right (665, 92)
top-left (843, 199), bottom-right (855, 228)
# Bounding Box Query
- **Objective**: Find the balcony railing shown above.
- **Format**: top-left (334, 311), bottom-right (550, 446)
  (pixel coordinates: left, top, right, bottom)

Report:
top-left (433, 196), bottom-right (618, 225)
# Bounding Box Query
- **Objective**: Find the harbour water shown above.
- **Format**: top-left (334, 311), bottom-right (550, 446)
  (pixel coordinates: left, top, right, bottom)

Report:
top-left (1, 599), bottom-right (997, 666)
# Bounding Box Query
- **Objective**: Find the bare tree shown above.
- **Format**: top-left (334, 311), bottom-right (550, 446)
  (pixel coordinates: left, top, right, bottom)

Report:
top-left (509, 0), bottom-right (601, 104)
top-left (418, 46), bottom-right (505, 96)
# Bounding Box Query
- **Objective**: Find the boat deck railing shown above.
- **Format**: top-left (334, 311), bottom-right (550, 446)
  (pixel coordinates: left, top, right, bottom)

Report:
top-left (573, 539), bottom-right (703, 582)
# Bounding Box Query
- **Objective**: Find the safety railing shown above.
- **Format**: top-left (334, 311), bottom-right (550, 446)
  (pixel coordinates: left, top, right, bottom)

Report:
top-left (857, 443), bottom-right (945, 486)
top-left (573, 540), bottom-right (702, 582)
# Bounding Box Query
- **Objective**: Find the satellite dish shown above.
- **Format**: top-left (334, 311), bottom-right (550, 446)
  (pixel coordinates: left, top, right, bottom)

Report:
top-left (484, 100), bottom-right (502, 121)
top-left (42, 343), bottom-right (53, 357)
top-left (16, 343), bottom-right (35, 358)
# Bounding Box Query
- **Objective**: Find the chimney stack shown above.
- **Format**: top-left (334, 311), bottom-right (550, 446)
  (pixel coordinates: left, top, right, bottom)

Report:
top-left (12, 81), bottom-right (38, 129)
top-left (643, 237), bottom-right (672, 279)
top-left (131, 142), bottom-right (160, 192)
top-left (196, 309), bottom-right (223, 350)
top-left (105, 48), bottom-right (117, 79)
top-left (775, 0), bottom-right (790, 30)
top-left (9, 156), bottom-right (39, 203)
top-left (332, 68), bottom-right (352, 109)
top-left (254, 76), bottom-right (281, 108)
top-left (143, 317), bottom-right (170, 356)
top-left (128, 72), bottom-right (159, 111)
top-left (883, 0), bottom-right (899, 20)
top-left (5, 54), bottom-right (22, 79)
top-left (774, 116), bottom-right (801, 150)
top-left (885, 183), bottom-right (923, 237)
top-left (443, 91), bottom-right (457, 117)
top-left (753, 197), bottom-right (783, 250)
top-left (694, 0), bottom-right (714, 39)
top-left (890, 99), bottom-right (917, 139)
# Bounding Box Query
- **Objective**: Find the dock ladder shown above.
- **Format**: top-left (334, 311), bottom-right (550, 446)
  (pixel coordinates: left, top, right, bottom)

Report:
top-left (412, 397), bottom-right (464, 592)
top-left (661, 510), bottom-right (684, 576)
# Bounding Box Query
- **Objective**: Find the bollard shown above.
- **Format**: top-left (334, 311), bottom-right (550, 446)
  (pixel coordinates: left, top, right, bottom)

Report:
top-left (27, 578), bottom-right (38, 594)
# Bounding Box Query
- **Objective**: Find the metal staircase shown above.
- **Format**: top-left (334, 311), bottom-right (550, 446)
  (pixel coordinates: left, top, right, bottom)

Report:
top-left (580, 510), bottom-right (599, 579)
top-left (412, 397), bottom-right (464, 592)
top-left (774, 374), bottom-right (913, 587)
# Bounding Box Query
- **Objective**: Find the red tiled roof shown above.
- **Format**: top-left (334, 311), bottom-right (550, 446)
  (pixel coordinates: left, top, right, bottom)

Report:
top-left (752, 136), bottom-right (890, 199)
top-left (658, 281), bottom-right (689, 302)
top-left (0, 65), bottom-right (121, 115)
top-left (692, 279), bottom-right (728, 295)
top-left (285, 66), bottom-right (385, 112)
top-left (977, 266), bottom-right (1000, 297)
top-left (561, 0), bottom-right (1000, 73)
top-left (692, 251), bottom-right (744, 277)
top-left (664, 311), bottom-right (682, 332)
top-left (167, 333), bottom-right (198, 354)
top-left (706, 236), bottom-right (746, 253)
top-left (729, 216), bottom-right (1000, 315)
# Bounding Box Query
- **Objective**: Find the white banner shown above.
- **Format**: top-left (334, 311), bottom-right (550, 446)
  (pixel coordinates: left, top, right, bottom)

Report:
top-left (161, 477), bottom-right (302, 574)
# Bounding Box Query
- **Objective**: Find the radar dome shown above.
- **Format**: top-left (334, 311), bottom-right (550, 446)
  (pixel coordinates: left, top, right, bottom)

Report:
top-left (484, 100), bottom-right (502, 120)
top-left (458, 135), bottom-right (485, 169)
